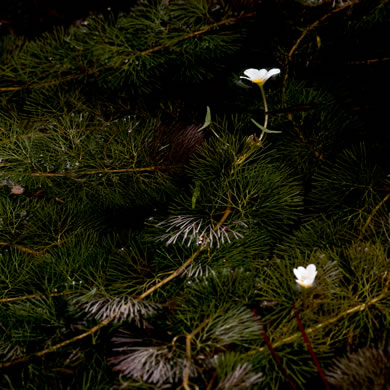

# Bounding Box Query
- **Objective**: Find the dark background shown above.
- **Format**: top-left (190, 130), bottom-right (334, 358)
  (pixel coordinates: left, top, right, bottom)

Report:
top-left (0, 0), bottom-right (136, 37)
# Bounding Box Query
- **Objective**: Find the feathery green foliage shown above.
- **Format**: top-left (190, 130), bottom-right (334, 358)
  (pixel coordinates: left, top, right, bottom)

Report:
top-left (0, 0), bottom-right (389, 388)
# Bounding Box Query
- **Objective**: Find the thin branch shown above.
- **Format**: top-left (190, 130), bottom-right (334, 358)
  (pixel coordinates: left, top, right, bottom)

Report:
top-left (211, 192), bottom-right (233, 231)
top-left (0, 316), bottom-right (113, 368)
top-left (137, 195), bottom-right (232, 301)
top-left (345, 57), bottom-right (390, 65)
top-left (206, 371), bottom-right (217, 390)
top-left (0, 197), bottom-right (233, 367)
top-left (136, 247), bottom-right (205, 301)
top-left (0, 242), bottom-right (43, 256)
top-left (293, 305), bottom-right (330, 390)
top-left (0, 72), bottom-right (94, 92)
top-left (0, 291), bottom-right (72, 304)
top-left (25, 165), bottom-right (182, 177)
top-left (0, 132), bottom-right (50, 146)
top-left (358, 192), bottom-right (390, 240)
top-left (138, 12), bottom-right (255, 57)
top-left (103, 127), bottom-right (122, 161)
top-left (282, 3), bottom-right (353, 95)
top-left (181, 317), bottom-right (211, 390)
top-left (281, 3), bottom-right (353, 162)
top-left (0, 13), bottom-right (255, 93)
top-left (286, 111), bottom-right (325, 161)
top-left (249, 289), bottom-right (390, 356)
top-left (252, 309), bottom-right (297, 390)
top-left (0, 294), bottom-right (40, 304)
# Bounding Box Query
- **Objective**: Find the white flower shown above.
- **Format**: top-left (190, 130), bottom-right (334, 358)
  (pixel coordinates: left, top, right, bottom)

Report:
top-left (240, 68), bottom-right (281, 86)
top-left (293, 264), bottom-right (317, 288)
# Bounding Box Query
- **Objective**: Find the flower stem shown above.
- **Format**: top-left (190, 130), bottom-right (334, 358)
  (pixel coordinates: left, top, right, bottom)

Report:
top-left (257, 84), bottom-right (268, 143)
top-left (260, 85), bottom-right (268, 128)
top-left (233, 84), bottom-right (269, 166)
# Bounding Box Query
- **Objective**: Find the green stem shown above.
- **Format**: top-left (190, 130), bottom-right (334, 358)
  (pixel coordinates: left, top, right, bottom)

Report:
top-left (233, 84), bottom-right (269, 167)
top-left (260, 85), bottom-right (268, 128)
top-left (258, 84), bottom-right (268, 143)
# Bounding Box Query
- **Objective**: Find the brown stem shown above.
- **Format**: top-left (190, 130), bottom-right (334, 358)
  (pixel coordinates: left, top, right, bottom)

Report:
top-left (358, 192), bottom-right (390, 240)
top-left (282, 4), bottom-right (353, 96)
top-left (0, 72), bottom-right (94, 92)
top-left (345, 57), bottom-right (390, 65)
top-left (293, 305), bottom-right (330, 390)
top-left (0, 316), bottom-right (113, 368)
top-left (0, 132), bottom-right (50, 146)
top-left (0, 13), bottom-right (255, 93)
top-left (252, 309), bottom-right (297, 390)
top-left (0, 291), bottom-right (73, 304)
top-left (139, 12), bottom-right (255, 57)
top-left (181, 317), bottom-right (211, 390)
top-left (27, 165), bottom-right (182, 177)
top-left (136, 246), bottom-right (204, 301)
top-left (249, 289), bottom-right (389, 355)
top-left (0, 197), bottom-right (233, 367)
top-left (206, 371), bottom-right (217, 390)
top-left (287, 111), bottom-right (325, 161)
top-left (0, 242), bottom-right (43, 256)
top-left (137, 194), bottom-right (232, 301)
top-left (281, 3), bottom-right (353, 162)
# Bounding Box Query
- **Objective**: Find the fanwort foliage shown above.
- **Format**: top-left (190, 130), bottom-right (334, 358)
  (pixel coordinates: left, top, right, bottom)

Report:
top-left (0, 0), bottom-right (389, 389)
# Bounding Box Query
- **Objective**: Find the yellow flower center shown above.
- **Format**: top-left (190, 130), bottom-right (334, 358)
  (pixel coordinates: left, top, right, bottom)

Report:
top-left (253, 78), bottom-right (264, 85)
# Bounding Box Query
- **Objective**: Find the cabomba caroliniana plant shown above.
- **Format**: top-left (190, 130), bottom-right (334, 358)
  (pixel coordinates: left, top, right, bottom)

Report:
top-left (0, 0), bottom-right (389, 389)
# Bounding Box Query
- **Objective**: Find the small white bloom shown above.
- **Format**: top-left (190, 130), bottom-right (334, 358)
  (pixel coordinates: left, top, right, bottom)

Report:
top-left (240, 68), bottom-right (281, 86)
top-left (293, 264), bottom-right (317, 288)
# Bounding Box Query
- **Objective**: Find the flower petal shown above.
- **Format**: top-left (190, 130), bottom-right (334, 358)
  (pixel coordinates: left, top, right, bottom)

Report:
top-left (267, 68), bottom-right (281, 78)
top-left (297, 266), bottom-right (307, 275)
top-left (257, 69), bottom-right (267, 79)
top-left (243, 68), bottom-right (263, 80)
top-left (293, 267), bottom-right (303, 279)
top-left (306, 264), bottom-right (317, 276)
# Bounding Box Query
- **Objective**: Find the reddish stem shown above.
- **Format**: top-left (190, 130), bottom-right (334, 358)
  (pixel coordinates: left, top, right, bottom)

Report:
top-left (293, 304), bottom-right (330, 390)
top-left (252, 309), bottom-right (297, 390)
